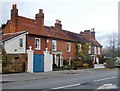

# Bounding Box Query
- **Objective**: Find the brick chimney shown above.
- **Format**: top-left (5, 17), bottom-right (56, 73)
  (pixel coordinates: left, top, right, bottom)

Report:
top-left (91, 28), bottom-right (95, 39)
top-left (11, 4), bottom-right (18, 32)
top-left (35, 9), bottom-right (44, 31)
top-left (55, 19), bottom-right (62, 29)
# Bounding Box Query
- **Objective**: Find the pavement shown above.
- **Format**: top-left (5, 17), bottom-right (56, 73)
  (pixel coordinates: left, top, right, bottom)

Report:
top-left (1, 68), bottom-right (115, 83)
top-left (1, 69), bottom-right (97, 83)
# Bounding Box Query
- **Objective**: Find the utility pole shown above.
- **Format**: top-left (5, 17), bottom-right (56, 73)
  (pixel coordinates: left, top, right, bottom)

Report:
top-left (118, 1), bottom-right (120, 57)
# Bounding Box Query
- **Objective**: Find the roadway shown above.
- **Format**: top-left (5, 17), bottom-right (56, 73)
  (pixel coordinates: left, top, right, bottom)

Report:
top-left (2, 68), bottom-right (120, 91)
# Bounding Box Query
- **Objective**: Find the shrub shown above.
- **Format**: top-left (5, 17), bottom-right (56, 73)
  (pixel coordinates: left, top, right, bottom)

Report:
top-left (2, 55), bottom-right (8, 68)
top-left (62, 65), bottom-right (72, 70)
top-left (98, 55), bottom-right (106, 64)
top-left (53, 63), bottom-right (58, 68)
top-left (105, 58), bottom-right (115, 68)
top-left (76, 61), bottom-right (83, 67)
top-left (72, 61), bottom-right (77, 70)
top-left (83, 63), bottom-right (89, 68)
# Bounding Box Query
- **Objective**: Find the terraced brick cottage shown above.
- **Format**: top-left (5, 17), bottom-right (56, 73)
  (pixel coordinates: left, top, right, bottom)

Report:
top-left (2, 4), bottom-right (102, 70)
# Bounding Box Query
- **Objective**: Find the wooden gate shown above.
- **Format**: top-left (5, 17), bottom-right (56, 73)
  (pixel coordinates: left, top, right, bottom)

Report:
top-left (33, 54), bottom-right (44, 72)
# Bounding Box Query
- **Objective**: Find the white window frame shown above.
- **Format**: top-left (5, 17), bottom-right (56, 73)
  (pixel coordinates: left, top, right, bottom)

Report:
top-left (19, 38), bottom-right (23, 48)
top-left (88, 46), bottom-right (91, 54)
top-left (52, 40), bottom-right (57, 51)
top-left (67, 42), bottom-right (71, 52)
top-left (98, 47), bottom-right (100, 55)
top-left (94, 46), bottom-right (97, 54)
top-left (35, 38), bottom-right (41, 50)
top-left (78, 43), bottom-right (82, 52)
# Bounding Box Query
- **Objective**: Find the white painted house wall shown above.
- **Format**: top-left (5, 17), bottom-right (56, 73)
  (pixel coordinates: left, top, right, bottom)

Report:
top-left (4, 33), bottom-right (26, 54)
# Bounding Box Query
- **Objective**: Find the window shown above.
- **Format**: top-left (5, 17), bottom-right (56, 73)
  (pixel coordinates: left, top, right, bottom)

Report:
top-left (52, 40), bottom-right (57, 51)
top-left (35, 38), bottom-right (40, 50)
top-left (67, 57), bottom-right (71, 65)
top-left (88, 46), bottom-right (91, 54)
top-left (98, 47), bottom-right (100, 55)
top-left (94, 46), bottom-right (96, 54)
top-left (67, 42), bottom-right (71, 52)
top-left (77, 43), bottom-right (82, 52)
top-left (19, 38), bottom-right (23, 47)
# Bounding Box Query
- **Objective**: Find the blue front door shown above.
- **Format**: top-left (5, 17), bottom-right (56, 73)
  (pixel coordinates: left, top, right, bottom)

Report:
top-left (33, 54), bottom-right (44, 72)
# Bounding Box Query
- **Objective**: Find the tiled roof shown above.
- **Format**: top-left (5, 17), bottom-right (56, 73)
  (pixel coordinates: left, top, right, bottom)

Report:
top-left (80, 33), bottom-right (102, 47)
top-left (44, 26), bottom-right (87, 43)
top-left (3, 15), bottom-right (102, 47)
top-left (16, 16), bottom-right (87, 43)
top-left (2, 31), bottom-right (26, 42)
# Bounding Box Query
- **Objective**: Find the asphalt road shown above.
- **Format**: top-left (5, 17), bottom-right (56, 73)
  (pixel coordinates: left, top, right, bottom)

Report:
top-left (2, 68), bottom-right (120, 91)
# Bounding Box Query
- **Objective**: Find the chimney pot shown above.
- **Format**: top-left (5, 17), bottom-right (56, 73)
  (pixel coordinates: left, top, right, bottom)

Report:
top-left (55, 19), bottom-right (62, 29)
top-left (56, 19), bottom-right (61, 24)
top-left (39, 9), bottom-right (43, 13)
top-left (12, 4), bottom-right (17, 10)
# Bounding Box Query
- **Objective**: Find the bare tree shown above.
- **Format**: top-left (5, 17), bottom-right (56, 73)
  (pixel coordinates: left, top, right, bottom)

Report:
top-left (107, 32), bottom-right (118, 57)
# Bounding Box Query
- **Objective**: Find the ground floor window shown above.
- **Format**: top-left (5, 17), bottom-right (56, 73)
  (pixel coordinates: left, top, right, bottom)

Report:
top-left (67, 57), bottom-right (71, 65)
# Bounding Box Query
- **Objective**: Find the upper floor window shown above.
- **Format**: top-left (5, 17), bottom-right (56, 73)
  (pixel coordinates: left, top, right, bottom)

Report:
top-left (19, 38), bottom-right (23, 47)
top-left (67, 42), bottom-right (71, 52)
top-left (94, 46), bottom-right (97, 54)
top-left (98, 47), bottom-right (100, 55)
top-left (52, 40), bottom-right (57, 51)
top-left (88, 46), bottom-right (91, 54)
top-left (77, 43), bottom-right (82, 52)
top-left (35, 38), bottom-right (40, 50)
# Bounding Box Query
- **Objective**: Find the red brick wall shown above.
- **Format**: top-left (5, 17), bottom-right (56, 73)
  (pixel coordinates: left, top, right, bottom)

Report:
top-left (27, 35), bottom-right (46, 54)
top-left (27, 35), bottom-right (77, 60)
top-left (46, 38), bottom-right (77, 60)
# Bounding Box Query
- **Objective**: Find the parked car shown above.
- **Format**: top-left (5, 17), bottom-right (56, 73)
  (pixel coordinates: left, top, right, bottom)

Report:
top-left (114, 57), bottom-right (120, 68)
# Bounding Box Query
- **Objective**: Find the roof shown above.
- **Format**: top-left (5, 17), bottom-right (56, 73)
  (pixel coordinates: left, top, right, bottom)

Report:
top-left (1, 31), bottom-right (26, 42)
top-left (80, 32), bottom-right (102, 47)
top-left (6, 16), bottom-right (87, 43)
top-left (44, 26), bottom-right (87, 43)
top-left (3, 15), bottom-right (102, 47)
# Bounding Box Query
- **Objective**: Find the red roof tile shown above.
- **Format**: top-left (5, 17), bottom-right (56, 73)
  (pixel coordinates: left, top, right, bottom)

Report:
top-left (80, 33), bottom-right (102, 47)
top-left (3, 15), bottom-right (102, 47)
top-left (2, 31), bottom-right (26, 42)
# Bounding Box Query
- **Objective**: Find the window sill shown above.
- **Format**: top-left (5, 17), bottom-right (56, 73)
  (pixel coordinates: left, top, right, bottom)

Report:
top-left (52, 49), bottom-right (57, 51)
top-left (19, 47), bottom-right (24, 49)
top-left (35, 48), bottom-right (40, 50)
top-left (67, 51), bottom-right (71, 53)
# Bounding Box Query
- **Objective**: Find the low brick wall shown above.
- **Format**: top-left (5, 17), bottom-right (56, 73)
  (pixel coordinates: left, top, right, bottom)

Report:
top-left (2, 53), bottom-right (27, 73)
top-left (3, 62), bottom-right (25, 73)
top-left (7, 54), bottom-right (27, 71)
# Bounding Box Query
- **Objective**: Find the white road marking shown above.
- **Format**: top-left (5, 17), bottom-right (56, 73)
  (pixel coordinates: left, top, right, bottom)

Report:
top-left (51, 83), bottom-right (80, 89)
top-left (94, 76), bottom-right (117, 82)
top-left (50, 76), bottom-right (117, 90)
top-left (97, 83), bottom-right (118, 89)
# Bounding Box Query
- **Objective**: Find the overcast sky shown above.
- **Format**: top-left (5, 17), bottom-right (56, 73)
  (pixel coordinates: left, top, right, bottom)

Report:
top-left (1, 0), bottom-right (119, 48)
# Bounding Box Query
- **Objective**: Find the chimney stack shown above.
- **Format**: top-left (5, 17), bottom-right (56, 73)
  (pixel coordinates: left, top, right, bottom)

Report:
top-left (55, 19), bottom-right (62, 29)
top-left (91, 28), bottom-right (95, 39)
top-left (35, 9), bottom-right (44, 31)
top-left (11, 4), bottom-right (18, 32)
